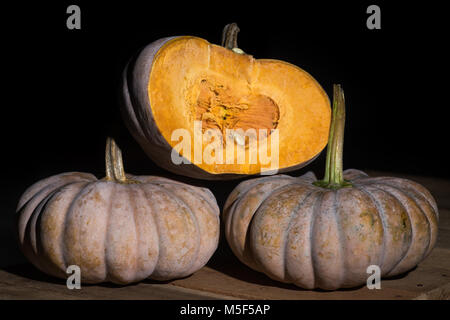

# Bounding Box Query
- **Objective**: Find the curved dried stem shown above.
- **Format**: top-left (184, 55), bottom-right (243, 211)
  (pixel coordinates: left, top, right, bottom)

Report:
top-left (105, 137), bottom-right (128, 183)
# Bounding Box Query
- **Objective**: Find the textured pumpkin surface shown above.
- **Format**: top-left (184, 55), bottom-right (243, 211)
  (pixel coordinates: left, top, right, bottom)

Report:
top-left (16, 172), bottom-right (220, 284)
top-left (223, 169), bottom-right (439, 290)
top-left (122, 36), bottom-right (330, 179)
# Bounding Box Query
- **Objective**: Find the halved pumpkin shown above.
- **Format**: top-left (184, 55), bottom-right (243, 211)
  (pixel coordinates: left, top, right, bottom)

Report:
top-left (122, 24), bottom-right (331, 180)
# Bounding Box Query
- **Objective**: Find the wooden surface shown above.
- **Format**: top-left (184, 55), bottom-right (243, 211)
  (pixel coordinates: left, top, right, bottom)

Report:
top-left (1, 171), bottom-right (449, 300)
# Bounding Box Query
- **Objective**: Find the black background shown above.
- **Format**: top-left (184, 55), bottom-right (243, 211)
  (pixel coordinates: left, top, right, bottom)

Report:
top-left (1, 1), bottom-right (447, 269)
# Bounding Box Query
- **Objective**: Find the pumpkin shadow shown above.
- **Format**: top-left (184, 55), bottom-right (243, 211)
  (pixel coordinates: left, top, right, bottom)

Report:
top-left (142, 274), bottom-right (193, 285)
top-left (207, 241), bottom-right (416, 293)
top-left (1, 263), bottom-right (189, 289)
top-left (382, 267), bottom-right (417, 281)
top-left (207, 241), bottom-right (304, 291)
top-left (2, 263), bottom-right (68, 286)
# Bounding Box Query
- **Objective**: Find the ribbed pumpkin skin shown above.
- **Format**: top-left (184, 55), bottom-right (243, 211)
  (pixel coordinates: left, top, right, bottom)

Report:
top-left (223, 169), bottom-right (439, 290)
top-left (16, 172), bottom-right (220, 284)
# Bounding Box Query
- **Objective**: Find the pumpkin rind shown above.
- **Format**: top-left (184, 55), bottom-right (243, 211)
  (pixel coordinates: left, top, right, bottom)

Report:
top-left (223, 169), bottom-right (439, 290)
top-left (16, 172), bottom-right (220, 284)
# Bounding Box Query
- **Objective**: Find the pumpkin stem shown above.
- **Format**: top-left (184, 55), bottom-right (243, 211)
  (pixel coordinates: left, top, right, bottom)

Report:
top-left (105, 137), bottom-right (128, 183)
top-left (313, 84), bottom-right (352, 190)
top-left (221, 23), bottom-right (244, 54)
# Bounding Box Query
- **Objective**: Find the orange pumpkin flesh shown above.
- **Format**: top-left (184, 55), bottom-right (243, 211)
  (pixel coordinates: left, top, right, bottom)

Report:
top-left (147, 36), bottom-right (331, 175)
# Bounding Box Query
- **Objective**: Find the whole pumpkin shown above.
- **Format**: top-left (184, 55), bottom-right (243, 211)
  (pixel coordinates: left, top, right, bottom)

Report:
top-left (16, 138), bottom-right (220, 284)
top-left (121, 23), bottom-right (331, 179)
top-left (223, 85), bottom-right (439, 290)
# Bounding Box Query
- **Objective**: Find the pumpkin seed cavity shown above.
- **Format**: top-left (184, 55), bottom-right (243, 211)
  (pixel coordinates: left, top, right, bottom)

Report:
top-left (195, 78), bottom-right (280, 147)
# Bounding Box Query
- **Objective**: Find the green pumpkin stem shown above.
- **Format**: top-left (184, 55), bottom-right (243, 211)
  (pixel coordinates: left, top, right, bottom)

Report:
top-left (314, 84), bottom-right (352, 190)
top-left (105, 137), bottom-right (128, 183)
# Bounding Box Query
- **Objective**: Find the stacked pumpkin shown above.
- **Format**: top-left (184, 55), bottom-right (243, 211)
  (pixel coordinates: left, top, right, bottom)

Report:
top-left (16, 23), bottom-right (438, 288)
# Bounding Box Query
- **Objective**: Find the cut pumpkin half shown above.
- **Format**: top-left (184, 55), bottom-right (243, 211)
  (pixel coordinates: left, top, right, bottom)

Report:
top-left (122, 25), bottom-right (331, 180)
